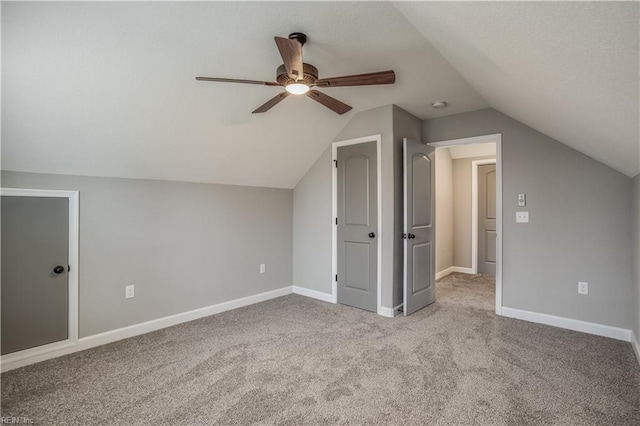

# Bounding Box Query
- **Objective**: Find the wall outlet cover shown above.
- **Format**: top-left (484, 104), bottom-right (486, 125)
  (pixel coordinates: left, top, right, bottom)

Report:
top-left (578, 281), bottom-right (588, 295)
top-left (516, 211), bottom-right (529, 223)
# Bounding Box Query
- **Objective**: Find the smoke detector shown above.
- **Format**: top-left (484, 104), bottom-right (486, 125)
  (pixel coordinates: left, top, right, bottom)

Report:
top-left (431, 101), bottom-right (447, 109)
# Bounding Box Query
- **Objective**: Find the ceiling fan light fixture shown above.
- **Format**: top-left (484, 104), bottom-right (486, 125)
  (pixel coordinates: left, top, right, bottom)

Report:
top-left (285, 83), bottom-right (310, 95)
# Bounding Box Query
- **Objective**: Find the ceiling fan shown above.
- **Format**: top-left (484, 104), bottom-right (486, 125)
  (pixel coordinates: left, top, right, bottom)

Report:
top-left (196, 32), bottom-right (396, 115)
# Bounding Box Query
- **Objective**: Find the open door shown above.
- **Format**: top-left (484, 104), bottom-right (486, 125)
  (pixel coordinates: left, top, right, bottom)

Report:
top-left (403, 138), bottom-right (435, 316)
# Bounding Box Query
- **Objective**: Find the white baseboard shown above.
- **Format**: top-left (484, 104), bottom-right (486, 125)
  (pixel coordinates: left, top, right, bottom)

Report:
top-left (292, 286), bottom-right (335, 303)
top-left (436, 266), bottom-right (455, 280)
top-left (452, 266), bottom-right (475, 275)
top-left (379, 303), bottom-right (403, 318)
top-left (436, 266), bottom-right (475, 280)
top-left (501, 307), bottom-right (632, 342)
top-left (632, 332), bottom-right (640, 366)
top-left (1, 286), bottom-right (293, 372)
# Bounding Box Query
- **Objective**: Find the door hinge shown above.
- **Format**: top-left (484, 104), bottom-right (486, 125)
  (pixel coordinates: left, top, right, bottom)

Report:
top-left (68, 265), bottom-right (71, 272)
top-left (334, 159), bottom-right (338, 168)
top-left (335, 217), bottom-right (338, 225)
top-left (335, 274), bottom-right (338, 282)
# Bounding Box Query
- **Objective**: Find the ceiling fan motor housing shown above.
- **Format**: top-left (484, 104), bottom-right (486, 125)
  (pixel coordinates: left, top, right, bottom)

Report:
top-left (276, 63), bottom-right (318, 86)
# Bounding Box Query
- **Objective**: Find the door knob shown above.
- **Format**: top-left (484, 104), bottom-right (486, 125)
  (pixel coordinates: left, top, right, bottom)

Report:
top-left (368, 232), bottom-right (376, 238)
top-left (408, 233), bottom-right (416, 239)
top-left (53, 265), bottom-right (65, 274)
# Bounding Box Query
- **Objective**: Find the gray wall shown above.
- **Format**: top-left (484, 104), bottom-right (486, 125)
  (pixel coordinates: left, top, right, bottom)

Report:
top-left (293, 148), bottom-right (332, 294)
top-left (633, 174), bottom-right (640, 340)
top-left (292, 106), bottom-right (393, 304)
top-left (335, 105), bottom-right (395, 308)
top-left (452, 155), bottom-right (495, 269)
top-left (293, 105), bottom-right (422, 310)
top-left (1, 171), bottom-right (293, 337)
top-left (424, 108), bottom-right (634, 329)
top-left (435, 148), bottom-right (453, 273)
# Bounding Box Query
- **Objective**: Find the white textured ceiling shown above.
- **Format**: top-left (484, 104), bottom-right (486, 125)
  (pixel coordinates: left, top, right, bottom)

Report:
top-left (394, 1), bottom-right (640, 177)
top-left (1, 2), bottom-right (487, 188)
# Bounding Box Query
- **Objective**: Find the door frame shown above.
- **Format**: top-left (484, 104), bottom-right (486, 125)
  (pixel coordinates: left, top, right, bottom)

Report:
top-left (0, 188), bottom-right (80, 369)
top-left (472, 158), bottom-right (497, 275)
top-left (427, 134), bottom-right (503, 315)
top-left (331, 134), bottom-right (383, 315)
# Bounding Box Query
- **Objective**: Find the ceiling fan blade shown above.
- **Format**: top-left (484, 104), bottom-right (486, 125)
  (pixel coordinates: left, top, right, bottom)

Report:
top-left (196, 77), bottom-right (280, 86)
top-left (314, 70), bottom-right (395, 88)
top-left (306, 90), bottom-right (352, 115)
top-left (252, 92), bottom-right (290, 114)
top-left (274, 36), bottom-right (303, 81)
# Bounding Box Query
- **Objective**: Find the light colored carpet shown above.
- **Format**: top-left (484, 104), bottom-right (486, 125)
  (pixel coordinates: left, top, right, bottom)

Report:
top-left (2, 273), bottom-right (639, 425)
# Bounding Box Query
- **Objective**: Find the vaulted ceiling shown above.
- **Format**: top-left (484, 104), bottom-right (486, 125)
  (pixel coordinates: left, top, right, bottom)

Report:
top-left (2, 2), bottom-right (638, 188)
top-left (394, 1), bottom-right (639, 177)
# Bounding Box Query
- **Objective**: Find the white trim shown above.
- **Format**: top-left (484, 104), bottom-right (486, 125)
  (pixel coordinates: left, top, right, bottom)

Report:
top-left (435, 266), bottom-right (477, 280)
top-left (501, 307), bottom-right (632, 342)
top-left (435, 266), bottom-right (455, 280)
top-left (427, 134), bottom-right (503, 315)
top-left (472, 158), bottom-right (496, 275)
top-left (332, 135), bottom-right (383, 315)
top-left (292, 286), bottom-right (334, 303)
top-left (1, 286), bottom-right (293, 372)
top-left (379, 303), bottom-right (403, 318)
top-left (632, 332), bottom-right (640, 366)
top-left (0, 187), bottom-right (80, 358)
top-left (428, 134), bottom-right (500, 148)
top-left (451, 266), bottom-right (474, 275)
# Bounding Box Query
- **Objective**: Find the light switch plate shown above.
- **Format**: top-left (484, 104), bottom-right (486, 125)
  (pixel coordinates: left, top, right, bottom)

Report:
top-left (125, 285), bottom-right (135, 299)
top-left (516, 211), bottom-right (529, 223)
top-left (260, 264), bottom-right (266, 274)
top-left (518, 193), bottom-right (526, 207)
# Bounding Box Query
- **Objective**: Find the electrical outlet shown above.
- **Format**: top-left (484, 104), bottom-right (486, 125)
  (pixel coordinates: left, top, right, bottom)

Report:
top-left (516, 211), bottom-right (529, 223)
top-left (260, 264), bottom-right (266, 274)
top-left (578, 281), bottom-right (588, 295)
top-left (125, 285), bottom-right (135, 299)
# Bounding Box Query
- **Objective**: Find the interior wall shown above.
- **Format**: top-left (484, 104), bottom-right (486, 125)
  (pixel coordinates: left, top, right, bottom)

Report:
top-left (1, 171), bottom-right (293, 337)
top-left (293, 148), bottom-right (332, 294)
top-left (452, 155), bottom-right (495, 269)
top-left (424, 108), bottom-right (634, 329)
top-left (633, 174), bottom-right (640, 343)
top-left (435, 148), bottom-right (453, 273)
top-left (335, 105), bottom-right (395, 308)
top-left (293, 105), bottom-right (393, 306)
top-left (292, 105), bottom-right (421, 311)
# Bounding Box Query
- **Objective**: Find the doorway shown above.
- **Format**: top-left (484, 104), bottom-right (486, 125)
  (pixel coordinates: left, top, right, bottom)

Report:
top-left (0, 188), bottom-right (79, 370)
top-left (428, 134), bottom-right (503, 314)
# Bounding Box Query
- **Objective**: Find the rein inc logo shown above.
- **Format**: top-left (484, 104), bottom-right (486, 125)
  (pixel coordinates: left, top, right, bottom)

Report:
top-left (1, 418), bottom-right (33, 424)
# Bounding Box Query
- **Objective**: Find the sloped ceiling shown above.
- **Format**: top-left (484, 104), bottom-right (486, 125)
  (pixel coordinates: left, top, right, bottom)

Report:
top-left (1, 2), bottom-right (487, 188)
top-left (4, 2), bottom-right (638, 187)
top-left (394, 1), bottom-right (640, 177)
